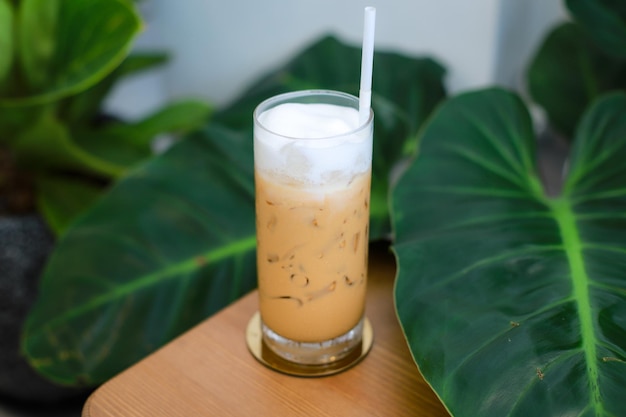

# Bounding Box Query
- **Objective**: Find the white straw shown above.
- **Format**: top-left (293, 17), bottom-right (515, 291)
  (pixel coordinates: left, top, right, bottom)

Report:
top-left (359, 6), bottom-right (376, 124)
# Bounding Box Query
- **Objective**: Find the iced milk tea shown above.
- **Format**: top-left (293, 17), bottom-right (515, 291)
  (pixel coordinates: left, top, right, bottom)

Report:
top-left (255, 170), bottom-right (370, 342)
top-left (253, 90), bottom-right (373, 365)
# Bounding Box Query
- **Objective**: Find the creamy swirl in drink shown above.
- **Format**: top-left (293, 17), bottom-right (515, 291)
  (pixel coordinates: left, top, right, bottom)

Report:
top-left (254, 98), bottom-right (372, 344)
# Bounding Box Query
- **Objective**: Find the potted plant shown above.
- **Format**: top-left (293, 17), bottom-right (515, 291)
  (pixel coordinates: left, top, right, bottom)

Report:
top-left (0, 0), bottom-right (210, 403)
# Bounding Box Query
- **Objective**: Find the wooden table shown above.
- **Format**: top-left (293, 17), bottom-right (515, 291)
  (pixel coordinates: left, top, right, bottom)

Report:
top-left (83, 245), bottom-right (450, 416)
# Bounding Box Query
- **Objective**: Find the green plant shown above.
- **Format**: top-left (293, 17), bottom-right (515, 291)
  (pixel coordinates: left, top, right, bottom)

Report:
top-left (393, 88), bottom-right (626, 417)
top-left (0, 0), bottom-right (211, 235)
top-left (527, 0), bottom-right (626, 140)
top-left (392, 0), bottom-right (626, 415)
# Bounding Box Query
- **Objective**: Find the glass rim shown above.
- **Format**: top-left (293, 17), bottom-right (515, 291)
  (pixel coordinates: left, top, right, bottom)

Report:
top-left (253, 89), bottom-right (374, 141)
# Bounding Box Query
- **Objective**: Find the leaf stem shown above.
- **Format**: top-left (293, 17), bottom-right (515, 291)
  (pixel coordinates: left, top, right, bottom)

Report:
top-left (549, 197), bottom-right (603, 416)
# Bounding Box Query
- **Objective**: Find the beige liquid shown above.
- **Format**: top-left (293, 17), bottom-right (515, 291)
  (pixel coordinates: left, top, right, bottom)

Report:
top-left (255, 170), bottom-right (370, 343)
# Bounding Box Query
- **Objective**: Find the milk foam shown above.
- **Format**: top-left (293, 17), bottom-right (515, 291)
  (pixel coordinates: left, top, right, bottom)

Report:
top-left (255, 103), bottom-right (372, 186)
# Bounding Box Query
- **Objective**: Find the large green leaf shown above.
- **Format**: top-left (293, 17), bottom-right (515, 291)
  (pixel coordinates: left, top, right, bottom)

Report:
top-left (22, 124), bottom-right (257, 385)
top-left (567, 0), bottom-right (626, 60)
top-left (527, 22), bottom-right (626, 139)
top-left (0, 0), bottom-right (141, 146)
top-left (215, 35), bottom-right (447, 239)
top-left (3, 0), bottom-right (140, 104)
top-left (392, 88), bottom-right (626, 416)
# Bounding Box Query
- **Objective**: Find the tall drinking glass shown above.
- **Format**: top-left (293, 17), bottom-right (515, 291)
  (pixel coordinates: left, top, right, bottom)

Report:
top-left (246, 90), bottom-right (374, 376)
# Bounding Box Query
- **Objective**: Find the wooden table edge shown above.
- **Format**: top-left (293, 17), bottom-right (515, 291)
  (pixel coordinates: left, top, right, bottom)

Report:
top-left (81, 244), bottom-right (449, 417)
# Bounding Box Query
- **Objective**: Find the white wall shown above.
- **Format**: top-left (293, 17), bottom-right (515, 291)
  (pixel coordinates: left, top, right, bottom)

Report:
top-left (494, 0), bottom-right (568, 90)
top-left (105, 0), bottom-right (568, 118)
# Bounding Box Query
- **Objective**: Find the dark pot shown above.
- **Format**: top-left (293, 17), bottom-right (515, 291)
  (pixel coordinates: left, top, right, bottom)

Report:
top-left (0, 214), bottom-right (87, 404)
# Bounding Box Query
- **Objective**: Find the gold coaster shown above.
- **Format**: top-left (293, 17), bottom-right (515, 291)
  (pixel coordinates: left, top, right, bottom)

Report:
top-left (245, 312), bottom-right (373, 377)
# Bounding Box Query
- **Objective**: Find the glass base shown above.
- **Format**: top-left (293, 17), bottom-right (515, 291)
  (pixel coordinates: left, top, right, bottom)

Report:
top-left (245, 312), bottom-right (373, 377)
